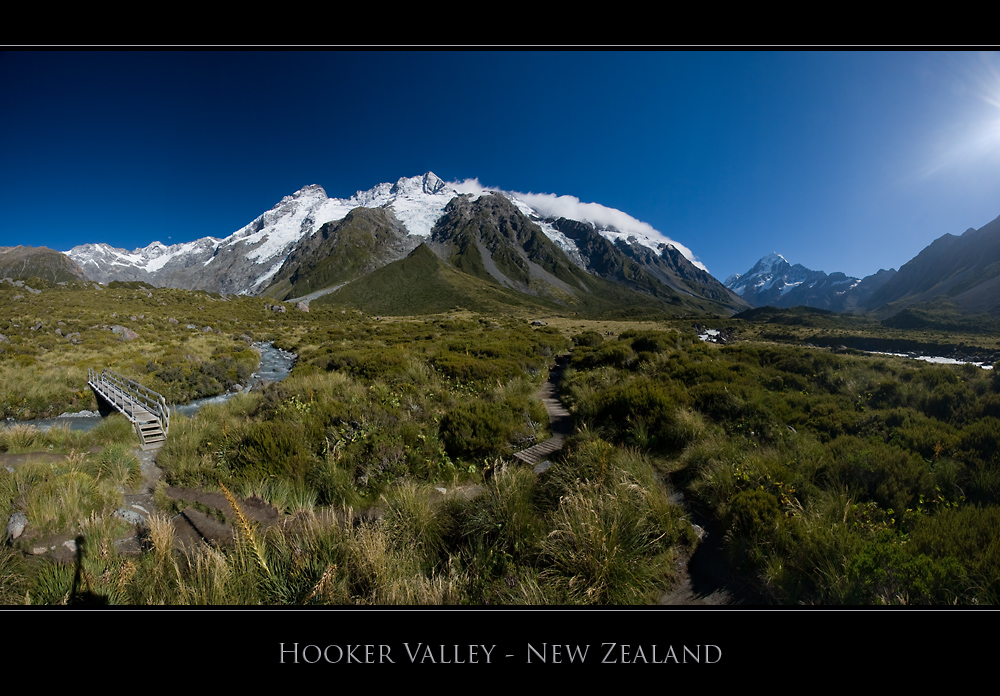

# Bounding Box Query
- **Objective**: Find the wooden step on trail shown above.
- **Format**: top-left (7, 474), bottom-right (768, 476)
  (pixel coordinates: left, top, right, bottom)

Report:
top-left (513, 353), bottom-right (572, 467)
top-left (513, 433), bottom-right (566, 466)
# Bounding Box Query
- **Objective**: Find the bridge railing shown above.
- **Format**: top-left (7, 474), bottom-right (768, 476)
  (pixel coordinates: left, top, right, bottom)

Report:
top-left (88, 368), bottom-right (170, 436)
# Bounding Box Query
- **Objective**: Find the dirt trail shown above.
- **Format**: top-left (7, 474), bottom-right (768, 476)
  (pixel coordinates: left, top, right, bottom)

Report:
top-left (513, 354), bottom-right (573, 467)
top-left (513, 354), bottom-right (749, 606)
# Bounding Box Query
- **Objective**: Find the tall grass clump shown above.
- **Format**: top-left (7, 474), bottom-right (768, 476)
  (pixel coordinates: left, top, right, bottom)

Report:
top-left (462, 465), bottom-right (545, 563)
top-left (239, 477), bottom-right (317, 515)
top-left (25, 470), bottom-right (119, 535)
top-left (220, 480), bottom-right (271, 579)
top-left (0, 546), bottom-right (29, 604)
top-left (380, 480), bottom-right (456, 574)
top-left (88, 414), bottom-right (138, 446)
top-left (0, 423), bottom-right (38, 452)
top-left (343, 518), bottom-right (460, 604)
top-left (539, 476), bottom-right (679, 604)
top-left (37, 423), bottom-right (89, 452)
top-left (90, 442), bottom-right (143, 490)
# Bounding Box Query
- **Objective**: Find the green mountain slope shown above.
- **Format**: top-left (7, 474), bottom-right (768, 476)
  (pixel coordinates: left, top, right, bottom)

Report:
top-left (863, 213), bottom-right (1000, 317)
top-left (315, 194), bottom-right (738, 318)
top-left (262, 208), bottom-right (419, 301)
top-left (0, 246), bottom-right (88, 284)
top-left (312, 242), bottom-right (558, 315)
top-left (548, 217), bottom-right (748, 313)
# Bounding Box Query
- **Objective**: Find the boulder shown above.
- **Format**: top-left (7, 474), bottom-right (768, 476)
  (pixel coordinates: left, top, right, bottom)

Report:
top-left (6, 512), bottom-right (27, 541)
top-left (111, 325), bottom-right (139, 340)
top-left (114, 508), bottom-right (145, 525)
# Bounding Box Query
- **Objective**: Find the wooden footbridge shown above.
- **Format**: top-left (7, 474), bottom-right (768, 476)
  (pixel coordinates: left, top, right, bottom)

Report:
top-left (88, 368), bottom-right (170, 451)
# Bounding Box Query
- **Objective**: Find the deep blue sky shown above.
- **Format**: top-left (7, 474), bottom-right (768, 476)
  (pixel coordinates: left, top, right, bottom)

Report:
top-left (3, 50), bottom-right (1000, 283)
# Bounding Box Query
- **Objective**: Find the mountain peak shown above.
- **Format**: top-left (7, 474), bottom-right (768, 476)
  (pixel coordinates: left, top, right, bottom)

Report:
top-left (283, 184), bottom-right (328, 203)
top-left (64, 172), bottom-right (730, 311)
top-left (388, 172), bottom-right (450, 198)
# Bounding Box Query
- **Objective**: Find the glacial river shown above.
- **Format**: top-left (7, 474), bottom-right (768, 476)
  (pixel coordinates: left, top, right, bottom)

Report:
top-left (4, 342), bottom-right (297, 433)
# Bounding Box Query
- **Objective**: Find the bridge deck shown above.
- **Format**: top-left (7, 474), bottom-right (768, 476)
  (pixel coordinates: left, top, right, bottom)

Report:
top-left (88, 368), bottom-right (169, 451)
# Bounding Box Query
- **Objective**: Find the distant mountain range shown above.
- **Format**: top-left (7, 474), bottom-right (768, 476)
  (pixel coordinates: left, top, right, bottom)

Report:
top-left (5, 173), bottom-right (1000, 320)
top-left (61, 173), bottom-right (748, 317)
top-left (725, 210), bottom-right (1000, 320)
top-left (724, 252), bottom-right (896, 313)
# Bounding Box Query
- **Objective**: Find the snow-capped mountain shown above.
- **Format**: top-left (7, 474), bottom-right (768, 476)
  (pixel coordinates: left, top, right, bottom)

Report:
top-left (725, 253), bottom-right (823, 302)
top-left (726, 253), bottom-right (895, 312)
top-left (65, 172), bottom-right (728, 306)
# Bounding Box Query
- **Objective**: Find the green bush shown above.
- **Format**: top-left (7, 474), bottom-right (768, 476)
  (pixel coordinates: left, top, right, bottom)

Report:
top-left (821, 436), bottom-right (932, 515)
top-left (439, 399), bottom-right (534, 461)
top-left (229, 421), bottom-right (311, 482)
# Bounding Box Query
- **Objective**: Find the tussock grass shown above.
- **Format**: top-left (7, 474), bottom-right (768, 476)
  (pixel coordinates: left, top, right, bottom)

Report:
top-left (89, 414), bottom-right (138, 446)
top-left (0, 423), bottom-right (38, 452)
top-left (176, 544), bottom-right (234, 605)
top-left (539, 475), bottom-right (679, 605)
top-left (220, 480), bottom-right (270, 578)
top-left (147, 512), bottom-right (175, 564)
top-left (463, 464), bottom-right (545, 563)
top-left (29, 561), bottom-right (75, 605)
top-left (25, 470), bottom-right (121, 535)
top-left (380, 480), bottom-right (452, 572)
top-left (0, 546), bottom-right (29, 604)
top-left (239, 477), bottom-right (317, 515)
top-left (90, 442), bottom-right (142, 490)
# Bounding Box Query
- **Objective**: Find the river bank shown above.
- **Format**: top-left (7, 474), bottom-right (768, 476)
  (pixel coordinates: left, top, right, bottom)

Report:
top-left (2, 342), bottom-right (297, 433)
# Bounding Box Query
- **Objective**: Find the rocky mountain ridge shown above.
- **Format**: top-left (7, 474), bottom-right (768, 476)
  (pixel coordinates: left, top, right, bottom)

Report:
top-left (725, 252), bottom-right (896, 313)
top-left (64, 173), bottom-right (745, 316)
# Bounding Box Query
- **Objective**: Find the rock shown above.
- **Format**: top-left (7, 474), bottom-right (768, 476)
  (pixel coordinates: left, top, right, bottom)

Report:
top-left (6, 512), bottom-right (27, 541)
top-left (0, 334), bottom-right (7, 343)
top-left (202, 326), bottom-right (213, 332)
top-left (62, 538), bottom-right (77, 553)
top-left (295, 301), bottom-right (309, 313)
top-left (168, 317), bottom-right (179, 324)
top-left (531, 320), bottom-right (547, 326)
top-left (114, 508), bottom-right (145, 525)
top-left (57, 409), bottom-right (100, 418)
top-left (54, 328), bottom-right (62, 336)
top-left (111, 325), bottom-right (139, 340)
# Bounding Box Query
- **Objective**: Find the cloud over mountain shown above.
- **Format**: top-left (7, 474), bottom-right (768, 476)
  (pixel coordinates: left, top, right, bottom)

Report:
top-left (450, 179), bottom-right (707, 272)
